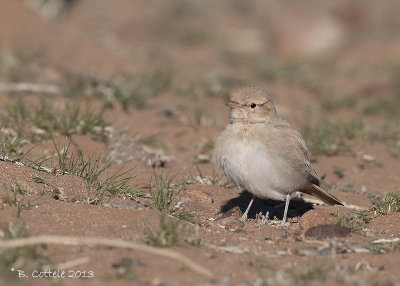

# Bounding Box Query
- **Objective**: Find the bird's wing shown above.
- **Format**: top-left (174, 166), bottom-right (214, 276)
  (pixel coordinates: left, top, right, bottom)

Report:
top-left (268, 119), bottom-right (342, 205)
top-left (272, 120), bottom-right (320, 186)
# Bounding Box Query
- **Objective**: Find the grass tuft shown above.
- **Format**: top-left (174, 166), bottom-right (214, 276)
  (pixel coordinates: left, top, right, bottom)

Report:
top-left (0, 131), bottom-right (23, 160)
top-left (262, 263), bottom-right (328, 286)
top-left (2, 97), bottom-right (108, 141)
top-left (150, 172), bottom-right (182, 212)
top-left (3, 182), bottom-right (33, 218)
top-left (367, 241), bottom-right (400, 254)
top-left (183, 77), bottom-right (237, 101)
top-left (50, 138), bottom-right (136, 204)
top-left (337, 211), bottom-right (373, 233)
top-left (137, 135), bottom-right (166, 149)
top-left (0, 220), bottom-right (47, 282)
top-left (144, 214), bottom-right (184, 247)
top-left (302, 120), bottom-right (365, 156)
top-left (254, 58), bottom-right (324, 95)
top-left (149, 172), bottom-right (197, 223)
top-left (363, 95), bottom-right (400, 118)
top-left (68, 69), bottom-right (172, 110)
top-left (368, 192), bottom-right (400, 214)
top-left (173, 210), bottom-right (197, 224)
top-left (337, 192), bottom-right (400, 235)
top-left (321, 95), bottom-right (356, 111)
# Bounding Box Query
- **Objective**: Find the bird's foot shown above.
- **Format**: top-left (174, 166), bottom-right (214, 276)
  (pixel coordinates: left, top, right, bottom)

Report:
top-left (281, 194), bottom-right (290, 226)
top-left (240, 196), bottom-right (255, 222)
top-left (239, 213), bottom-right (248, 222)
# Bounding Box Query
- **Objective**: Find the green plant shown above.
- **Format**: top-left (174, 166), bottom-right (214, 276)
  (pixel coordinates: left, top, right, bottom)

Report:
top-left (367, 241), bottom-right (400, 254)
top-left (0, 220), bottom-right (34, 267)
top-left (333, 166), bottom-right (345, 179)
top-left (183, 77), bottom-right (235, 101)
top-left (262, 263), bottom-right (328, 286)
top-left (339, 183), bottom-right (354, 192)
top-left (249, 258), bottom-right (269, 268)
top-left (148, 173), bottom-right (196, 222)
top-left (0, 132), bottom-right (23, 160)
top-left (34, 100), bottom-right (106, 137)
top-left (192, 106), bottom-right (206, 127)
top-left (0, 47), bottom-right (44, 81)
top-left (320, 177), bottom-right (354, 193)
top-left (337, 211), bottom-right (373, 233)
top-left (64, 69), bottom-right (172, 111)
top-left (51, 138), bottom-right (135, 203)
top-left (150, 172), bottom-right (182, 212)
top-left (291, 265), bottom-right (327, 286)
top-left (111, 257), bottom-right (137, 280)
top-left (363, 94), bottom-right (400, 118)
top-left (320, 179), bottom-right (338, 191)
top-left (114, 69), bottom-right (172, 110)
top-left (3, 182), bottom-right (32, 218)
top-left (302, 120), bottom-right (365, 156)
top-left (302, 123), bottom-right (347, 156)
top-left (137, 135), bottom-right (166, 149)
top-left (173, 210), bottom-right (197, 224)
top-left (368, 192), bottom-right (400, 214)
top-left (321, 95), bottom-right (356, 111)
top-left (337, 192), bottom-right (400, 234)
top-left (254, 58), bottom-right (324, 95)
top-left (144, 214), bottom-right (184, 247)
top-left (2, 97), bottom-right (108, 141)
top-left (0, 220), bottom-right (47, 282)
top-left (4, 98), bottom-right (30, 135)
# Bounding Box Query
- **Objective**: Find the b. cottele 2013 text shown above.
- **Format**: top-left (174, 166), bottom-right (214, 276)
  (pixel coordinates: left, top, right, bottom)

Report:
top-left (12, 268), bottom-right (95, 279)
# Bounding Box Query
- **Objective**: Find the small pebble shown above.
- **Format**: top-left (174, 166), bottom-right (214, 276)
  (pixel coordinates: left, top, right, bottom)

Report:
top-left (195, 154), bottom-right (211, 163)
top-left (362, 154), bottom-right (375, 162)
top-left (305, 224), bottom-right (350, 239)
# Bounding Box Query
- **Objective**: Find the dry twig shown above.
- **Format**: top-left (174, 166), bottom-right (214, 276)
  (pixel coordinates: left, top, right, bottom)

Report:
top-left (57, 256), bottom-right (90, 270)
top-left (0, 82), bottom-right (63, 95)
top-left (0, 154), bottom-right (53, 173)
top-left (372, 238), bottom-right (400, 244)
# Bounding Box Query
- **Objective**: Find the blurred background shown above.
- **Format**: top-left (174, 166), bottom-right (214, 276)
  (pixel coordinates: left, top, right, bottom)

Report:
top-left (0, 0), bottom-right (399, 175)
top-left (1, 0), bottom-right (400, 176)
top-left (3, 1), bottom-right (400, 85)
top-left (2, 1), bottom-right (400, 108)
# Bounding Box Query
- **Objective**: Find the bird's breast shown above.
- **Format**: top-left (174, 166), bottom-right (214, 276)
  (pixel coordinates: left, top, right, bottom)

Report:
top-left (213, 125), bottom-right (292, 200)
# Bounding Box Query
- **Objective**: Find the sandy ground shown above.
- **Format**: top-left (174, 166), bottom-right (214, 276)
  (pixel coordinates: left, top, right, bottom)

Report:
top-left (0, 1), bottom-right (400, 285)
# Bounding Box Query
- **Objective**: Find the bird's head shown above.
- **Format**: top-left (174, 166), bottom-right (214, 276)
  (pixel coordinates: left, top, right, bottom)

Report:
top-left (226, 86), bottom-right (277, 123)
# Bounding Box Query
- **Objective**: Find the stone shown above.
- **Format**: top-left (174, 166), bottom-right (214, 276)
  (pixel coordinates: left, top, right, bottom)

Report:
top-left (220, 206), bottom-right (243, 220)
top-left (305, 224), bottom-right (350, 239)
top-left (299, 210), bottom-right (336, 230)
top-left (219, 216), bottom-right (244, 231)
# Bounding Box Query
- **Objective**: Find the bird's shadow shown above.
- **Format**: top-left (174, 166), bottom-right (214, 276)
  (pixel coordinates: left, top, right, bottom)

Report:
top-left (220, 190), bottom-right (314, 220)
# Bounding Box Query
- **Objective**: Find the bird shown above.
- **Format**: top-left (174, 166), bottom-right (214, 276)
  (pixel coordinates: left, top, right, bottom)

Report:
top-left (212, 86), bottom-right (342, 224)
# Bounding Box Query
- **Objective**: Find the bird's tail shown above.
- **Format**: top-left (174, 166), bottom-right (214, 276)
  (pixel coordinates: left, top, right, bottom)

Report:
top-left (302, 184), bottom-right (343, 206)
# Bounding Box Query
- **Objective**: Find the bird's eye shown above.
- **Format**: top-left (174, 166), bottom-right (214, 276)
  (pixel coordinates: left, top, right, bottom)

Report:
top-left (250, 103), bottom-right (256, 109)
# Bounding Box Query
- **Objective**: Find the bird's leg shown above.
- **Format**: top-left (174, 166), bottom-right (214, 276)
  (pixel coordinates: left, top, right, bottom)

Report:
top-left (240, 195), bottom-right (255, 222)
top-left (282, 194), bottom-right (291, 226)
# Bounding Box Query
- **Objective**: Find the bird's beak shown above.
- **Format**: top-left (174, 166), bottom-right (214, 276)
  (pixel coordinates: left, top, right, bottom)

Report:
top-left (226, 101), bottom-right (241, 109)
